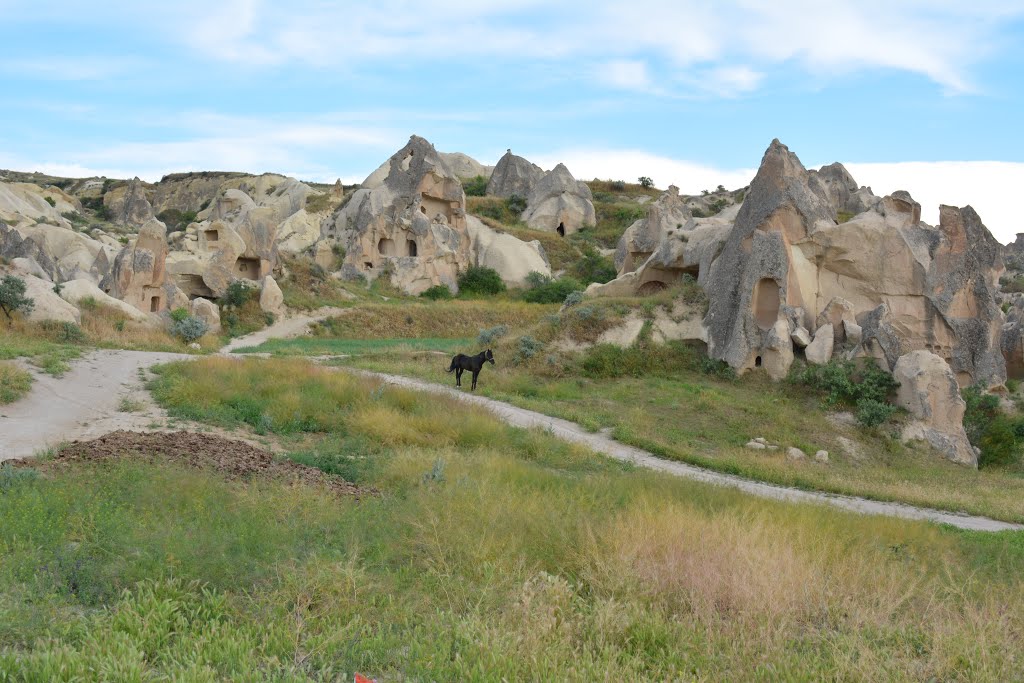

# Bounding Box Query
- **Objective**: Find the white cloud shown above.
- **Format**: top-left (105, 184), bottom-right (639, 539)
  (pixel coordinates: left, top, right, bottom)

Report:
top-left (598, 60), bottom-right (654, 92)
top-left (529, 148), bottom-right (1024, 243)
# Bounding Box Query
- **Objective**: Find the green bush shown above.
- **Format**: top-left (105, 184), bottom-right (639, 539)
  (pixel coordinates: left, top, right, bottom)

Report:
top-left (700, 356), bottom-right (736, 380)
top-left (638, 176), bottom-right (653, 189)
top-left (463, 175), bottom-right (488, 197)
top-left (170, 315), bottom-right (209, 343)
top-left (420, 285), bottom-right (453, 300)
top-left (522, 273), bottom-right (582, 304)
top-left (44, 196), bottom-right (56, 207)
top-left (222, 280), bottom-right (256, 308)
top-left (0, 275), bottom-right (34, 321)
top-left (571, 245), bottom-right (617, 285)
top-left (169, 307), bottom-right (190, 323)
top-left (156, 209), bottom-right (199, 233)
top-left (579, 341), bottom-right (699, 379)
top-left (515, 335), bottom-right (545, 363)
top-left (478, 324), bottom-right (509, 346)
top-left (790, 359), bottom-right (899, 427)
top-left (40, 320), bottom-right (86, 344)
top-left (458, 266), bottom-right (506, 296)
top-left (962, 386), bottom-right (1024, 467)
top-left (563, 290), bottom-right (585, 307)
top-left (506, 194), bottom-right (528, 215)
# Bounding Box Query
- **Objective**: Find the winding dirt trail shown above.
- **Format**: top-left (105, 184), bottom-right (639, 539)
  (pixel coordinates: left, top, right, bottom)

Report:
top-left (3, 304), bottom-right (1021, 531)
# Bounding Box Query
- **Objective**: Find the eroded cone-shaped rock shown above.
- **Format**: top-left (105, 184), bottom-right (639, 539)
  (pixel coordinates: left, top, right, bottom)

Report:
top-left (808, 162), bottom-right (875, 217)
top-left (615, 186), bottom-right (693, 274)
top-left (326, 135), bottom-right (471, 295)
top-left (101, 218), bottom-right (170, 314)
top-left (486, 150), bottom-right (544, 199)
top-left (522, 164), bottom-right (596, 236)
top-left (893, 350), bottom-right (977, 467)
top-left (103, 177), bottom-right (154, 228)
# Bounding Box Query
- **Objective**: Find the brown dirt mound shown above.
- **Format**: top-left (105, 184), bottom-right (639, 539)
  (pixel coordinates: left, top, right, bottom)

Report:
top-left (32, 430), bottom-right (376, 499)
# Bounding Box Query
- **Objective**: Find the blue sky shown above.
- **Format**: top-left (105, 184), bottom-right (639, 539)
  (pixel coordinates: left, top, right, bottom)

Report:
top-left (2, 1), bottom-right (1023, 240)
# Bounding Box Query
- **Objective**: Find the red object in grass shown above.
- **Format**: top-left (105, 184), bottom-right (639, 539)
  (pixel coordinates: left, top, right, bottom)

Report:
top-left (354, 675), bottom-right (375, 683)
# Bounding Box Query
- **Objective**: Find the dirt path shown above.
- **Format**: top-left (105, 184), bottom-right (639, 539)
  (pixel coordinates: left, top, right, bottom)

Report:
top-left (219, 307), bottom-right (348, 354)
top-left (0, 350), bottom-right (188, 461)
top-left (352, 369), bottom-right (1024, 533)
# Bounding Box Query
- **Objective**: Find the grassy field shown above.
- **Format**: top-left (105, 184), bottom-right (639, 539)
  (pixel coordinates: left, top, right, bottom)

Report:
top-left (344, 344), bottom-right (1024, 523)
top-left (0, 362), bottom-right (32, 403)
top-left (235, 336), bottom-right (475, 356)
top-left (3, 356), bottom-right (1023, 679)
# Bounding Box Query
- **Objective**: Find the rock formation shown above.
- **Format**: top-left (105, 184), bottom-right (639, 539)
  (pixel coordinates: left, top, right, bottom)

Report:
top-left (521, 163), bottom-right (596, 236)
top-left (466, 216), bottom-right (550, 286)
top-left (486, 150), bottom-right (545, 199)
top-left (103, 177), bottom-right (154, 227)
top-left (326, 135), bottom-right (471, 295)
top-left (893, 350), bottom-right (977, 466)
top-left (101, 218), bottom-right (178, 313)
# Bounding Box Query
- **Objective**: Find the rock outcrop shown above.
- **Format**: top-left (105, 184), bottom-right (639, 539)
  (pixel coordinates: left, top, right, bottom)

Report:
top-left (440, 152), bottom-right (493, 180)
top-left (101, 218), bottom-right (174, 313)
top-left (486, 150), bottom-right (545, 199)
top-left (58, 278), bottom-right (151, 322)
top-left (21, 274), bottom-right (81, 324)
top-left (103, 177), bottom-right (154, 227)
top-left (522, 164), bottom-right (596, 235)
top-left (326, 135), bottom-right (471, 295)
top-left (893, 350), bottom-right (977, 466)
top-left (466, 216), bottom-right (550, 286)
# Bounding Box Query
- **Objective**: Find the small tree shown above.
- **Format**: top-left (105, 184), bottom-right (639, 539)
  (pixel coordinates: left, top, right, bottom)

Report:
top-left (0, 275), bottom-right (34, 321)
top-left (638, 176), bottom-right (654, 189)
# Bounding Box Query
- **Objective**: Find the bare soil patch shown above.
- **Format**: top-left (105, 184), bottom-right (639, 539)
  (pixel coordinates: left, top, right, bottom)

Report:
top-left (22, 430), bottom-right (375, 499)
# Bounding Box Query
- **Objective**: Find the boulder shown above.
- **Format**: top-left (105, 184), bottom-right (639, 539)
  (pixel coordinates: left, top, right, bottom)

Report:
top-left (276, 209), bottom-right (323, 254)
top-left (259, 275), bottom-right (284, 316)
top-left (189, 297), bottom-right (221, 334)
top-left (816, 297), bottom-right (857, 345)
top-left (805, 324), bottom-right (834, 365)
top-left (325, 135), bottom-right (471, 295)
top-left (486, 150), bottom-right (544, 199)
top-left (20, 274), bottom-right (80, 324)
top-left (466, 216), bottom-right (550, 286)
top-left (786, 447), bottom-right (807, 461)
top-left (58, 278), bottom-right (150, 322)
top-left (893, 350), bottom-right (977, 467)
top-left (522, 164), bottom-right (596, 236)
top-left (10, 257), bottom-right (49, 281)
top-left (615, 186), bottom-right (693, 274)
top-left (791, 326), bottom-right (811, 348)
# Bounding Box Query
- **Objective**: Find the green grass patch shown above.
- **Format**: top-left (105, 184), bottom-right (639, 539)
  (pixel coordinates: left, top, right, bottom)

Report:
top-left (0, 362), bottom-right (33, 403)
top-left (235, 336), bottom-right (474, 356)
top-left (4, 358), bottom-right (1024, 679)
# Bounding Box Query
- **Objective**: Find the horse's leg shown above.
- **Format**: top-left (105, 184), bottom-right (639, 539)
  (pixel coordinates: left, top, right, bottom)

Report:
top-left (455, 368), bottom-right (462, 387)
top-left (471, 369), bottom-right (479, 391)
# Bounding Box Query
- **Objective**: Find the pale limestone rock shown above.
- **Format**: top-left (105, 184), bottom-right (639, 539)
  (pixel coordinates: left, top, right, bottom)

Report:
top-left (466, 216), bottom-right (550, 286)
top-left (486, 150), bottom-right (544, 199)
top-left (522, 163), bottom-right (596, 235)
top-left (791, 326), bottom-right (811, 348)
top-left (259, 275), bottom-right (284, 316)
top-left (189, 297), bottom-right (221, 334)
top-left (10, 257), bottom-right (49, 281)
top-left (745, 441), bottom-right (767, 450)
top-left (276, 209), bottom-right (322, 254)
top-left (786, 447), bottom-right (807, 460)
top-left (101, 218), bottom-right (170, 314)
top-left (21, 274), bottom-right (80, 324)
top-left (58, 278), bottom-right (150, 322)
top-left (805, 324), bottom-right (834, 365)
top-left (893, 350), bottom-right (976, 466)
top-left (103, 177), bottom-right (154, 227)
top-left (814, 450), bottom-right (830, 463)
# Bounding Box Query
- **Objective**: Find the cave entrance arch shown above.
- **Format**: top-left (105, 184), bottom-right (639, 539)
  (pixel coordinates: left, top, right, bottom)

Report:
top-left (407, 240), bottom-right (418, 257)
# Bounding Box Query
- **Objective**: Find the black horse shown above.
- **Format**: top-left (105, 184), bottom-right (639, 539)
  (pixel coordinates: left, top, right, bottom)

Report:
top-left (447, 349), bottom-right (495, 391)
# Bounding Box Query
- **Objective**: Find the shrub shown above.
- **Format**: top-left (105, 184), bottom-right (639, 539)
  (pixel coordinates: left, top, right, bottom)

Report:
top-left (169, 307), bottom-right (190, 323)
top-left (506, 194), bottom-right (528, 215)
top-left (571, 246), bottom-right (617, 285)
top-left (609, 180), bottom-right (626, 192)
top-left (44, 196), bottom-right (56, 207)
top-left (962, 386), bottom-right (1024, 467)
top-left (563, 290), bottom-right (585, 307)
top-left (522, 273), bottom-right (582, 304)
top-left (515, 335), bottom-right (545, 363)
top-left (420, 284), bottom-right (454, 301)
top-left (638, 176), bottom-right (653, 189)
top-left (171, 314), bottom-right (209, 343)
top-left (700, 356), bottom-right (736, 380)
top-left (478, 324), bottom-right (509, 345)
top-left (40, 320), bottom-right (86, 344)
top-left (156, 209), bottom-right (198, 233)
top-left (222, 280), bottom-right (256, 308)
top-left (0, 363), bottom-right (33, 404)
top-left (790, 359), bottom-right (899, 427)
top-left (0, 275), bottom-right (34, 321)
top-left (458, 266), bottom-right (506, 296)
top-left (463, 175), bottom-right (488, 197)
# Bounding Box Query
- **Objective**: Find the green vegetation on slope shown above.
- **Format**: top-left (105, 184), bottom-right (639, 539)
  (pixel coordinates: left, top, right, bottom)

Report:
top-left (0, 362), bottom-right (32, 403)
top-left (3, 357), bottom-right (1022, 679)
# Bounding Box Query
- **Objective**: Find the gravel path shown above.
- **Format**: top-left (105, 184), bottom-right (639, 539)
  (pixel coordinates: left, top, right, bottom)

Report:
top-left (354, 369), bottom-right (1024, 532)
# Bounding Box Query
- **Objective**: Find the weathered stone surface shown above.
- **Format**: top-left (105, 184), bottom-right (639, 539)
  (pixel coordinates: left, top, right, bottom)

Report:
top-left (808, 162), bottom-right (875, 217)
top-left (12, 223), bottom-right (115, 284)
top-left (259, 275), bottom-right (284, 315)
top-left (440, 152), bottom-right (493, 180)
top-left (103, 177), bottom-right (154, 227)
top-left (0, 181), bottom-right (78, 230)
top-left (486, 150), bottom-right (544, 199)
top-left (814, 450), bottom-right (829, 463)
top-left (786, 446), bottom-right (806, 460)
top-left (189, 297), bottom-right (221, 334)
top-left (276, 208), bottom-right (322, 254)
top-left (522, 163), bottom-right (596, 235)
top-left (893, 350), bottom-right (977, 467)
top-left (21, 274), bottom-right (80, 324)
top-left (791, 326), bottom-right (811, 348)
top-left (805, 324), bottom-right (834, 365)
top-left (101, 219), bottom-right (170, 314)
top-left (745, 441), bottom-right (767, 450)
top-left (326, 135), bottom-right (471, 295)
top-left (466, 216), bottom-right (550, 286)
top-left (816, 297), bottom-right (857, 345)
top-left (58, 278), bottom-right (150, 322)
top-left (10, 257), bottom-right (49, 281)
top-left (615, 186), bottom-right (693, 274)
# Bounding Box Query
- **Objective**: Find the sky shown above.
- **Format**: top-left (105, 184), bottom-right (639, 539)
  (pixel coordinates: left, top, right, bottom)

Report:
top-left (1, 1), bottom-right (1023, 241)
